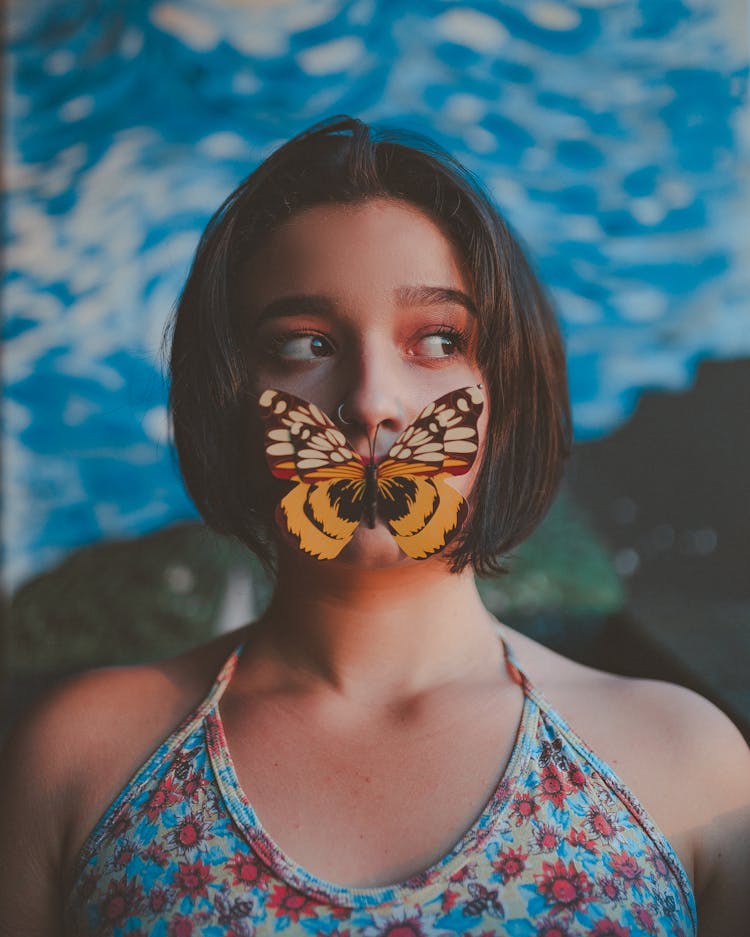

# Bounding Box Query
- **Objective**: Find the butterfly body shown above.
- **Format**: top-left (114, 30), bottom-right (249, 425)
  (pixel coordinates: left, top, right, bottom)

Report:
top-left (259, 385), bottom-right (484, 560)
top-left (364, 460), bottom-right (378, 529)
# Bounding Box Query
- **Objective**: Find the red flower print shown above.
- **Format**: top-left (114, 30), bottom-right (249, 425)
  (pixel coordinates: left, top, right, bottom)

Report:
top-left (538, 766), bottom-right (571, 809)
top-left (493, 846), bottom-right (528, 883)
top-left (449, 865), bottom-right (472, 883)
top-left (172, 859), bottom-right (214, 899)
top-left (567, 763), bottom-right (586, 790)
top-left (267, 884), bottom-right (317, 922)
top-left (591, 918), bottom-right (630, 937)
top-left (537, 920), bottom-right (572, 937)
top-left (143, 776), bottom-right (181, 823)
top-left (633, 906), bottom-right (657, 934)
top-left (567, 828), bottom-right (599, 854)
top-left (108, 806), bottom-right (133, 840)
top-left (375, 921), bottom-right (426, 937)
top-left (610, 852), bottom-right (644, 888)
top-left (227, 851), bottom-right (263, 887)
top-left (510, 792), bottom-right (540, 825)
top-left (168, 915), bottom-right (194, 937)
top-left (101, 874), bottom-right (142, 925)
top-left (148, 884), bottom-right (174, 913)
top-left (646, 851), bottom-right (670, 878)
top-left (182, 772), bottom-right (209, 800)
top-left (496, 778), bottom-right (511, 801)
top-left (532, 822), bottom-right (562, 853)
top-left (145, 841), bottom-right (171, 867)
top-left (535, 859), bottom-right (592, 913)
top-left (171, 813), bottom-right (207, 853)
top-left (113, 843), bottom-right (135, 867)
top-left (586, 806), bottom-right (618, 841)
top-left (597, 876), bottom-right (623, 902)
top-left (441, 887), bottom-right (460, 912)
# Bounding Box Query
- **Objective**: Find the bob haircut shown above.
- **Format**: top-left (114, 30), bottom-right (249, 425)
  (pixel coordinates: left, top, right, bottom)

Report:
top-left (168, 115), bottom-right (571, 576)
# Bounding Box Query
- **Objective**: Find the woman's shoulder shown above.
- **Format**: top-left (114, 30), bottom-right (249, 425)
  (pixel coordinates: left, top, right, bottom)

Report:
top-left (505, 625), bottom-right (750, 899)
top-left (0, 626), bottom-right (248, 880)
top-left (3, 625), bottom-right (244, 763)
top-left (505, 625), bottom-right (749, 797)
top-left (505, 624), bottom-right (747, 765)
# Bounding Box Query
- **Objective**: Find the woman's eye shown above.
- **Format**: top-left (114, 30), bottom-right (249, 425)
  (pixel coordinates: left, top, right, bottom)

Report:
top-left (270, 333), bottom-right (334, 361)
top-left (412, 332), bottom-right (463, 358)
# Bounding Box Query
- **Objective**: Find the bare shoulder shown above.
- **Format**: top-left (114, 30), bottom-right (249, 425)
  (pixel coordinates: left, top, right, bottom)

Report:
top-left (0, 627), bottom-right (246, 886)
top-left (505, 625), bottom-right (750, 924)
top-left (2, 626), bottom-right (243, 779)
top-left (506, 626), bottom-right (749, 804)
top-left (506, 623), bottom-right (745, 742)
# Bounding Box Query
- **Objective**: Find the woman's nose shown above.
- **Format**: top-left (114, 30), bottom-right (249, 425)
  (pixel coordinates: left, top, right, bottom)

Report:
top-left (337, 348), bottom-right (407, 442)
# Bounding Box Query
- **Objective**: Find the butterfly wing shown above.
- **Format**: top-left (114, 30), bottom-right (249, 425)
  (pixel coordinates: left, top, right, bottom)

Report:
top-left (375, 385), bottom-right (484, 559)
top-left (382, 384), bottom-right (485, 478)
top-left (274, 477), bottom-right (365, 560)
top-left (259, 388), bottom-right (360, 482)
top-left (259, 389), bottom-right (366, 559)
top-left (378, 475), bottom-right (468, 559)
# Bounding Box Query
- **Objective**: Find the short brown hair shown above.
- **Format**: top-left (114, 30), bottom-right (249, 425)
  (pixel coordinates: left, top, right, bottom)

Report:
top-left (167, 116), bottom-right (571, 575)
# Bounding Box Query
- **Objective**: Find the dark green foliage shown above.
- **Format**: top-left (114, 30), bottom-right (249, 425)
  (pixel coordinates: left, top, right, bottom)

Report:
top-left (5, 490), bottom-right (620, 676)
top-left (5, 524), bottom-right (266, 674)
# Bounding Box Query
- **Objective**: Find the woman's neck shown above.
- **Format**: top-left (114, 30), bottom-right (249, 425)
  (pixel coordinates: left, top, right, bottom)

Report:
top-left (252, 552), bottom-right (503, 703)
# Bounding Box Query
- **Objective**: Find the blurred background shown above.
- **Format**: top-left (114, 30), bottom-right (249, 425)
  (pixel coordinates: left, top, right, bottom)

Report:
top-left (3, 0), bottom-right (749, 738)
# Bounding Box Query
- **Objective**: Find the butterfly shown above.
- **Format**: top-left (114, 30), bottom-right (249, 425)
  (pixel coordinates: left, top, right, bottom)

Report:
top-left (463, 882), bottom-right (505, 919)
top-left (258, 385), bottom-right (484, 560)
top-left (539, 736), bottom-right (568, 771)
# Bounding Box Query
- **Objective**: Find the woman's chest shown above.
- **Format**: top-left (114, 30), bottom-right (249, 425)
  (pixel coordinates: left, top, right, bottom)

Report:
top-left (66, 704), bottom-right (696, 937)
top-left (221, 685), bottom-right (524, 887)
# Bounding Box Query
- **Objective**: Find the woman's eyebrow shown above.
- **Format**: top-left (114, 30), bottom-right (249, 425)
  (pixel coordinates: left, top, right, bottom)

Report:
top-left (254, 286), bottom-right (477, 323)
top-left (254, 295), bottom-right (333, 324)
top-left (395, 285), bottom-right (477, 316)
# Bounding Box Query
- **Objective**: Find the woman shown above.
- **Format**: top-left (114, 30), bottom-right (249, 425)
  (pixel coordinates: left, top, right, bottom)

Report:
top-left (1, 117), bottom-right (748, 936)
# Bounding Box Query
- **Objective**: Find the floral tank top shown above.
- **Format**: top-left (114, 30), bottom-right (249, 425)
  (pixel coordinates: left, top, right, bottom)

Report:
top-left (65, 632), bottom-right (697, 937)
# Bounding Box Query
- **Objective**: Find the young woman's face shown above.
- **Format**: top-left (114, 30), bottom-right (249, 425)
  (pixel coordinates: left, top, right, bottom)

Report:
top-left (241, 198), bottom-right (486, 567)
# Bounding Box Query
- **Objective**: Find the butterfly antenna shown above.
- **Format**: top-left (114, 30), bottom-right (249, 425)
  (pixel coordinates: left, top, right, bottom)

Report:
top-left (369, 422), bottom-right (382, 463)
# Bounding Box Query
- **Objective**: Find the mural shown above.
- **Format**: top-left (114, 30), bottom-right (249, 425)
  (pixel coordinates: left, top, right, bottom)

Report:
top-left (4, 0), bottom-right (749, 593)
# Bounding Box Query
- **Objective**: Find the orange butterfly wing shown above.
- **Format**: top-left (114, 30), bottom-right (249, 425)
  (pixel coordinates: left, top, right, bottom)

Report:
top-left (375, 385), bottom-right (484, 558)
top-left (258, 389), bottom-right (365, 559)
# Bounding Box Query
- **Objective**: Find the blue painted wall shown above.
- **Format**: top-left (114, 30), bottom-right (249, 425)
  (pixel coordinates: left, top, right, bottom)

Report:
top-left (4, 0), bottom-right (749, 591)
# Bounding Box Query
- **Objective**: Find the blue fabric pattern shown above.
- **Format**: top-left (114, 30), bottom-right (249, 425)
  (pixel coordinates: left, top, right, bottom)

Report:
top-left (65, 636), bottom-right (696, 936)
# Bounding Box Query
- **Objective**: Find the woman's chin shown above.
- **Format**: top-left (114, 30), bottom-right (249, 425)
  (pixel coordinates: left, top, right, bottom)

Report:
top-left (334, 523), bottom-right (410, 569)
top-left (277, 522), bottom-right (416, 571)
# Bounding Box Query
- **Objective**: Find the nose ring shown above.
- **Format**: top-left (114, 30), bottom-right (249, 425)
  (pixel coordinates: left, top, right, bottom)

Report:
top-left (336, 401), bottom-right (351, 426)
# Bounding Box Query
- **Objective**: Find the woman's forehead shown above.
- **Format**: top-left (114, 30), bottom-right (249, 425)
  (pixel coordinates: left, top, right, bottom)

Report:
top-left (240, 198), bottom-right (471, 305)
